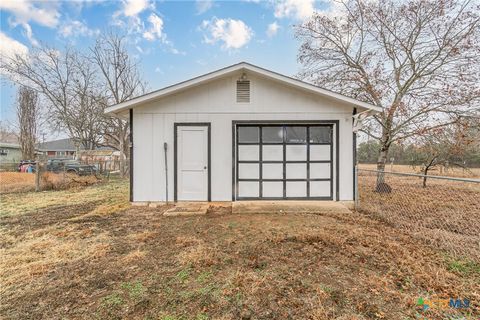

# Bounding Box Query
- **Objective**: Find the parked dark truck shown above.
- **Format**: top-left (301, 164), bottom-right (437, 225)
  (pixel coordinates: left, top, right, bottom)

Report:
top-left (46, 159), bottom-right (96, 176)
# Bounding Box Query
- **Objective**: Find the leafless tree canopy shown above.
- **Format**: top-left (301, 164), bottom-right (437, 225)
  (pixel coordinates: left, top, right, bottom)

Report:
top-left (91, 33), bottom-right (146, 176)
top-left (295, 0), bottom-right (480, 173)
top-left (16, 86), bottom-right (39, 160)
top-left (0, 32), bottom-right (146, 175)
top-left (1, 46), bottom-right (105, 150)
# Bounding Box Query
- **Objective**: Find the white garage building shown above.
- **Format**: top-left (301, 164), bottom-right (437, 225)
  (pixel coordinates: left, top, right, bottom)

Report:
top-left (105, 62), bottom-right (380, 204)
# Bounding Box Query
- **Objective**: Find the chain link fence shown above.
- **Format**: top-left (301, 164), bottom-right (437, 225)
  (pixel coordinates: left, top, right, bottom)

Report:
top-left (0, 159), bottom-right (126, 194)
top-left (356, 168), bottom-right (480, 260)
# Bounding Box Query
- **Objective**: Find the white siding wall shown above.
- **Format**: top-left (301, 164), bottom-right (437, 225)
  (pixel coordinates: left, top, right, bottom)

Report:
top-left (132, 72), bottom-right (355, 202)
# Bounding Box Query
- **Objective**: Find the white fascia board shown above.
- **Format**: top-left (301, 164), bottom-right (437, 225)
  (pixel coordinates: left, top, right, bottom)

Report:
top-left (105, 62), bottom-right (382, 115)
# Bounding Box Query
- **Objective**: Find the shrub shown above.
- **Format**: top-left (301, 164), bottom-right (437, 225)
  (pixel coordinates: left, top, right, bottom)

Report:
top-left (41, 172), bottom-right (99, 191)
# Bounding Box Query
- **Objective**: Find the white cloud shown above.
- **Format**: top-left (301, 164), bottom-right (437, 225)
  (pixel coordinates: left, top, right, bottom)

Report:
top-left (20, 22), bottom-right (39, 47)
top-left (0, 0), bottom-right (60, 27)
top-left (143, 13), bottom-right (164, 41)
top-left (274, 0), bottom-right (315, 20)
top-left (196, 0), bottom-right (213, 14)
top-left (122, 0), bottom-right (152, 17)
top-left (169, 47), bottom-right (186, 55)
top-left (111, 1), bottom-right (183, 55)
top-left (201, 17), bottom-right (253, 50)
top-left (0, 1), bottom-right (60, 48)
top-left (0, 31), bottom-right (28, 62)
top-left (59, 20), bottom-right (100, 38)
top-left (266, 21), bottom-right (280, 37)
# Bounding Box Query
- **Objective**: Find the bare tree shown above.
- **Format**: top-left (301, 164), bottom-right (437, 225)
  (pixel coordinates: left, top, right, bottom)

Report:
top-left (411, 120), bottom-right (478, 186)
top-left (91, 33), bottom-right (146, 177)
top-left (0, 121), bottom-right (18, 144)
top-left (16, 86), bottom-right (39, 159)
top-left (1, 46), bottom-right (105, 151)
top-left (295, 0), bottom-right (480, 185)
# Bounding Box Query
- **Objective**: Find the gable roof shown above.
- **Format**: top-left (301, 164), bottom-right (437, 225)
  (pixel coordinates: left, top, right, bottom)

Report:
top-left (36, 138), bottom-right (115, 152)
top-left (105, 62), bottom-right (382, 115)
top-left (36, 138), bottom-right (81, 152)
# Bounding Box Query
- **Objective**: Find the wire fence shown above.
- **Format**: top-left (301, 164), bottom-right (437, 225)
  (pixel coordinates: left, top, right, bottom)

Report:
top-left (356, 168), bottom-right (480, 261)
top-left (0, 159), bottom-right (127, 194)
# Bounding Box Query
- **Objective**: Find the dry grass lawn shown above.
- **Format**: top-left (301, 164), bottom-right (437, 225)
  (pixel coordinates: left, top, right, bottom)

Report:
top-left (0, 172), bottom-right (35, 193)
top-left (0, 179), bottom-right (479, 320)
top-left (357, 167), bottom-right (480, 261)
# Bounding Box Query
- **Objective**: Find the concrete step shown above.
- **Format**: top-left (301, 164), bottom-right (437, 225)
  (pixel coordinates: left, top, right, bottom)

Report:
top-left (232, 201), bottom-right (351, 215)
top-left (163, 202), bottom-right (209, 217)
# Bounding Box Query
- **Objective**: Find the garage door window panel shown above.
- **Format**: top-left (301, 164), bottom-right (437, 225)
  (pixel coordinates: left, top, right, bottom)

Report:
top-left (310, 145), bottom-right (331, 161)
top-left (263, 145), bottom-right (283, 161)
top-left (286, 163), bottom-right (307, 179)
top-left (286, 127), bottom-right (307, 143)
top-left (238, 181), bottom-right (259, 197)
top-left (238, 127), bottom-right (259, 143)
top-left (286, 145), bottom-right (307, 161)
top-left (238, 163), bottom-right (259, 179)
top-left (310, 126), bottom-right (332, 144)
top-left (286, 181), bottom-right (307, 197)
top-left (262, 126), bottom-right (283, 143)
top-left (238, 145), bottom-right (259, 161)
top-left (262, 181), bottom-right (283, 197)
top-left (263, 163), bottom-right (283, 179)
top-left (310, 163), bottom-right (331, 179)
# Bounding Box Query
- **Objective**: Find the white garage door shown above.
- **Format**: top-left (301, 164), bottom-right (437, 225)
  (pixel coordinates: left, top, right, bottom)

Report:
top-left (235, 124), bottom-right (333, 200)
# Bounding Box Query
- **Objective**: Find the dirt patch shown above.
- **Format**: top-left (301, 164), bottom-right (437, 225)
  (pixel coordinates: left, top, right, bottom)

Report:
top-left (0, 202), bottom-right (478, 319)
top-left (0, 202), bottom-right (100, 236)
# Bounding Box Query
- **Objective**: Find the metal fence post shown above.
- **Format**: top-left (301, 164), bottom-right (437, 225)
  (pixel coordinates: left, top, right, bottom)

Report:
top-left (35, 158), bottom-right (40, 192)
top-left (354, 164), bottom-right (359, 210)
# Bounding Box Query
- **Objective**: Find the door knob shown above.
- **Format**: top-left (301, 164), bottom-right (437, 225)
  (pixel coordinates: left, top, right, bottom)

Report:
top-left (204, 166), bottom-right (207, 169)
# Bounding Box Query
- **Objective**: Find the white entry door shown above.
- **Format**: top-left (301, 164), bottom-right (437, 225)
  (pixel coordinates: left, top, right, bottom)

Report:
top-left (176, 125), bottom-right (209, 201)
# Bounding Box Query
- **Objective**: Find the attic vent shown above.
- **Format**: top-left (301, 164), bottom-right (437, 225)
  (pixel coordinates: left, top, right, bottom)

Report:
top-left (236, 80), bottom-right (250, 103)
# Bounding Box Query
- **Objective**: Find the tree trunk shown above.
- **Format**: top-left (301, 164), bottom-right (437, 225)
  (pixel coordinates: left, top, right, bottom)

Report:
top-left (422, 166), bottom-right (429, 188)
top-left (422, 158), bottom-right (436, 188)
top-left (119, 137), bottom-right (125, 178)
top-left (376, 132), bottom-right (390, 186)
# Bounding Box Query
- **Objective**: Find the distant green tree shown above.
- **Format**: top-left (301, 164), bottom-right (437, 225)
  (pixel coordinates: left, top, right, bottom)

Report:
top-left (357, 141), bottom-right (379, 164)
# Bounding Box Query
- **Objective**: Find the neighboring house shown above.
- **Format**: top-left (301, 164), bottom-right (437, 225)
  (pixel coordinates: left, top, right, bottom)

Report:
top-left (106, 62), bottom-right (381, 204)
top-left (0, 142), bottom-right (22, 164)
top-left (37, 138), bottom-right (81, 158)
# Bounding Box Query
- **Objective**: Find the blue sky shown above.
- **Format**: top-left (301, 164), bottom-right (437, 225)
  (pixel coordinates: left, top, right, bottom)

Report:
top-left (0, 0), bottom-right (331, 131)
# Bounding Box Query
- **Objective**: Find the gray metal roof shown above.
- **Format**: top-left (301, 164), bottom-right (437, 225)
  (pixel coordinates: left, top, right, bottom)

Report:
top-left (0, 142), bottom-right (20, 149)
top-left (36, 138), bottom-right (83, 152)
top-left (36, 138), bottom-right (116, 151)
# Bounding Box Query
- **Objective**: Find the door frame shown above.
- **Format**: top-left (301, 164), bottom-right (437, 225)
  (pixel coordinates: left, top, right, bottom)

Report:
top-left (174, 122), bottom-right (211, 201)
top-left (231, 120), bottom-right (340, 201)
